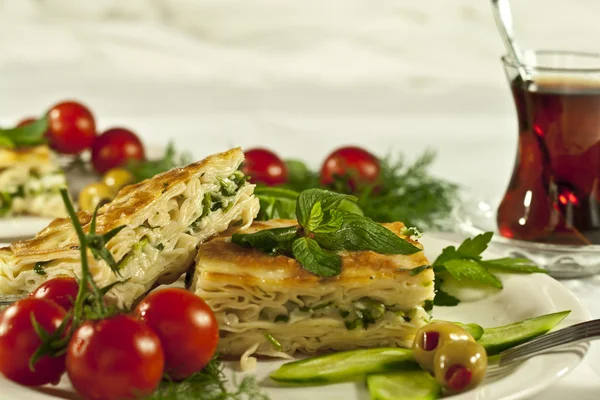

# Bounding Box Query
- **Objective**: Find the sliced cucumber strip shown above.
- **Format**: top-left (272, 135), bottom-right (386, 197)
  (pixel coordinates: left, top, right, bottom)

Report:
top-left (431, 320), bottom-right (484, 341)
top-left (269, 348), bottom-right (417, 384)
top-left (479, 310), bottom-right (570, 355)
top-left (367, 371), bottom-right (442, 400)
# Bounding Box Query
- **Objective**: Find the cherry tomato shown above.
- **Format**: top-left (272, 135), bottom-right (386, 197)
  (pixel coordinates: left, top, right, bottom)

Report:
top-left (242, 148), bottom-right (288, 186)
top-left (30, 277), bottom-right (79, 313)
top-left (0, 298), bottom-right (67, 386)
top-left (46, 101), bottom-right (97, 154)
top-left (135, 288), bottom-right (219, 380)
top-left (16, 117), bottom-right (37, 128)
top-left (66, 314), bottom-right (164, 400)
top-left (320, 146), bottom-right (381, 191)
top-left (91, 128), bottom-right (145, 174)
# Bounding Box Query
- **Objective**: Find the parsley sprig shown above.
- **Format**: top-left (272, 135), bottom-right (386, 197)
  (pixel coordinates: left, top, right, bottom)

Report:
top-left (232, 188), bottom-right (421, 277)
top-left (431, 232), bottom-right (546, 306)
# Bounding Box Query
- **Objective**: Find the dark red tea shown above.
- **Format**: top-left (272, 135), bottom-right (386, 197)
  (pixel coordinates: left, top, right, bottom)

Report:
top-left (497, 77), bottom-right (600, 245)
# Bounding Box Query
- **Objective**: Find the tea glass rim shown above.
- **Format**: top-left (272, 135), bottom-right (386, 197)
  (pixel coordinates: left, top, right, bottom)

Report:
top-left (502, 50), bottom-right (600, 73)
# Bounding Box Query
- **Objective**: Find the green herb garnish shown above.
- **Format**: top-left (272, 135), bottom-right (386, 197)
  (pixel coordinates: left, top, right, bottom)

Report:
top-left (264, 333), bottom-right (283, 351)
top-left (33, 262), bottom-right (48, 275)
top-left (126, 142), bottom-right (191, 183)
top-left (255, 151), bottom-right (457, 230)
top-left (0, 116), bottom-right (48, 149)
top-left (149, 356), bottom-right (269, 400)
top-left (232, 189), bottom-right (421, 277)
top-left (408, 265), bottom-right (431, 276)
top-left (432, 232), bottom-right (546, 306)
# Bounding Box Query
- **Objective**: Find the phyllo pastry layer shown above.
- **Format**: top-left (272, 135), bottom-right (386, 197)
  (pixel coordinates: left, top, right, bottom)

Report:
top-left (0, 148), bottom-right (259, 308)
top-left (0, 145), bottom-right (67, 218)
top-left (189, 219), bottom-right (435, 370)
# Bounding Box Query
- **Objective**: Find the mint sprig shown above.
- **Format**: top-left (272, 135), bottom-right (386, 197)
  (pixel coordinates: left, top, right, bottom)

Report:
top-left (433, 232), bottom-right (546, 306)
top-left (232, 188), bottom-right (421, 277)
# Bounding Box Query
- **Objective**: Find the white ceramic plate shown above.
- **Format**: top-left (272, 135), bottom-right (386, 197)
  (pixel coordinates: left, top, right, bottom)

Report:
top-left (0, 217), bottom-right (53, 241)
top-left (0, 235), bottom-right (591, 400)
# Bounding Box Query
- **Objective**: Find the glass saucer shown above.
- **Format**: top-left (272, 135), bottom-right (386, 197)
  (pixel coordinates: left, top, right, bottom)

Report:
top-left (454, 195), bottom-right (600, 279)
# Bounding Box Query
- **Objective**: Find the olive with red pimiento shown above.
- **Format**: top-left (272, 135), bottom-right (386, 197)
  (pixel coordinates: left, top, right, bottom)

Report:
top-left (433, 340), bottom-right (488, 393)
top-left (412, 321), bottom-right (475, 373)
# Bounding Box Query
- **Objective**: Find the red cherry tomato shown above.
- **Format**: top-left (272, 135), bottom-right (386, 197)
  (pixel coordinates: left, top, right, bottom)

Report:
top-left (30, 277), bottom-right (79, 313)
top-left (91, 127), bottom-right (145, 174)
top-left (0, 298), bottom-right (67, 386)
top-left (320, 146), bottom-right (381, 191)
top-left (242, 148), bottom-right (288, 186)
top-left (46, 101), bottom-right (97, 154)
top-left (66, 314), bottom-right (164, 400)
top-left (135, 288), bottom-right (219, 380)
top-left (16, 117), bottom-right (37, 128)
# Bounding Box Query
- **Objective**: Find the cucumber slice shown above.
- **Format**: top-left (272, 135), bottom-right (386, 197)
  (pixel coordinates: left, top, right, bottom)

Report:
top-left (431, 320), bottom-right (484, 341)
top-left (479, 310), bottom-right (570, 355)
top-left (269, 348), bottom-right (417, 384)
top-left (367, 371), bottom-right (442, 400)
top-left (458, 322), bottom-right (484, 341)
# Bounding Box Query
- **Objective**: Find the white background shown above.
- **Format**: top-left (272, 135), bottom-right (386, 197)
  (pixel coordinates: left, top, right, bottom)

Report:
top-left (1, 0), bottom-right (600, 397)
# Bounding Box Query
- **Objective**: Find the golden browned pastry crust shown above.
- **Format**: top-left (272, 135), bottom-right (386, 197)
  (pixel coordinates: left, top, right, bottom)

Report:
top-left (197, 219), bottom-right (430, 286)
top-left (0, 147), bottom-right (260, 308)
top-left (6, 147), bottom-right (243, 259)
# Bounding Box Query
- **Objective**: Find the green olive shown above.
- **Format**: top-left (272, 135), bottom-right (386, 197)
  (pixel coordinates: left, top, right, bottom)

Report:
top-left (433, 340), bottom-right (488, 393)
top-left (102, 168), bottom-right (134, 194)
top-left (78, 182), bottom-right (113, 212)
top-left (412, 321), bottom-right (475, 373)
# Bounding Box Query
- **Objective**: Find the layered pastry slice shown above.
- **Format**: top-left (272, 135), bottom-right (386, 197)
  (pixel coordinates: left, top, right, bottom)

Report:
top-left (0, 145), bottom-right (67, 218)
top-left (0, 148), bottom-right (259, 308)
top-left (188, 219), bottom-right (435, 370)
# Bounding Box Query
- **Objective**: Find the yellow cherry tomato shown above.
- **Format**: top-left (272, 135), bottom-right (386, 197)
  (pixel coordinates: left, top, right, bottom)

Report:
top-left (102, 168), bottom-right (134, 194)
top-left (78, 182), bottom-right (113, 212)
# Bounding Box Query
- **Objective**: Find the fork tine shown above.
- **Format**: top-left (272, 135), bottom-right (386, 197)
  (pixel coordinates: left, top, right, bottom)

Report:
top-left (499, 320), bottom-right (600, 366)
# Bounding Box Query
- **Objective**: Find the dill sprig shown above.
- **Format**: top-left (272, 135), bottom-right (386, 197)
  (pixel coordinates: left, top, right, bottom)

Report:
top-left (148, 357), bottom-right (269, 400)
top-left (356, 150), bottom-right (459, 230)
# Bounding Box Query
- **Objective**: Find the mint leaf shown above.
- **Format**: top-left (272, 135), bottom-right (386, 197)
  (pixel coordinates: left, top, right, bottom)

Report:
top-left (433, 289), bottom-right (460, 306)
top-left (432, 246), bottom-right (461, 268)
top-left (232, 226), bottom-right (298, 256)
top-left (0, 116), bottom-right (48, 148)
top-left (338, 199), bottom-right (364, 216)
top-left (444, 259), bottom-right (503, 289)
top-left (313, 209), bottom-right (346, 234)
top-left (409, 265), bottom-right (432, 276)
top-left (292, 237), bottom-right (341, 277)
top-left (482, 258), bottom-right (547, 274)
top-left (314, 214), bottom-right (421, 255)
top-left (255, 187), bottom-right (298, 220)
top-left (0, 136), bottom-right (14, 148)
top-left (306, 202), bottom-right (324, 232)
top-left (296, 189), bottom-right (356, 227)
top-left (456, 232), bottom-right (493, 258)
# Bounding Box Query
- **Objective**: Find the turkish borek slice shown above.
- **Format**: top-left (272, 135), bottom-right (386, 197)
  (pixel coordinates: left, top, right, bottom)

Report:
top-left (0, 148), bottom-right (259, 308)
top-left (188, 219), bottom-right (435, 370)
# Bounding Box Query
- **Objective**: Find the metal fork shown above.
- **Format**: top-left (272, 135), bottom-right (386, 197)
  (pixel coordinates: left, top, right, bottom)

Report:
top-left (486, 319), bottom-right (600, 379)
